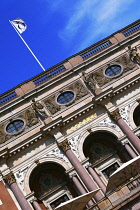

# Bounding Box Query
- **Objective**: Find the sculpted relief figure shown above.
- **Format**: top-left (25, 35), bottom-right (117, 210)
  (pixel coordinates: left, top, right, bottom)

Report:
top-left (82, 72), bottom-right (95, 92)
top-left (31, 98), bottom-right (48, 120)
top-left (128, 45), bottom-right (140, 64)
top-left (82, 72), bottom-right (102, 95)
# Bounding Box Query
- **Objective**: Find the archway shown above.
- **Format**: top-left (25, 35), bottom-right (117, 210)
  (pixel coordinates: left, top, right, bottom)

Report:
top-left (83, 131), bottom-right (129, 183)
top-left (29, 162), bottom-right (77, 209)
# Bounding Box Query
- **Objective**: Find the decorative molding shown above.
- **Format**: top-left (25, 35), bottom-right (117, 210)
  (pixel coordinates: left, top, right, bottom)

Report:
top-left (109, 108), bottom-right (122, 122)
top-left (57, 139), bottom-right (71, 152)
top-left (3, 172), bottom-right (16, 185)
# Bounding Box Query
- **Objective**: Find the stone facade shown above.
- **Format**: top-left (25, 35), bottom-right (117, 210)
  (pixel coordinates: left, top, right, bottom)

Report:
top-left (0, 20), bottom-right (140, 210)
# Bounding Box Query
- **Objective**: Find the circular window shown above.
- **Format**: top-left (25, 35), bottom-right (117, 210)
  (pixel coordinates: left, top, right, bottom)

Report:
top-left (105, 65), bottom-right (121, 77)
top-left (6, 120), bottom-right (24, 134)
top-left (57, 91), bottom-right (74, 105)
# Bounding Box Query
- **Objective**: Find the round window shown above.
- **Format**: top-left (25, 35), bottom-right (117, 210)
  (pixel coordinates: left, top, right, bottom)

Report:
top-left (105, 65), bottom-right (121, 77)
top-left (6, 120), bottom-right (24, 134)
top-left (57, 91), bottom-right (74, 105)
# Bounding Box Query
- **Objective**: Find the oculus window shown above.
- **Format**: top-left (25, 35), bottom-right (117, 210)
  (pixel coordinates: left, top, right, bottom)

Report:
top-left (105, 65), bottom-right (121, 77)
top-left (57, 91), bottom-right (74, 105)
top-left (6, 120), bottom-right (24, 134)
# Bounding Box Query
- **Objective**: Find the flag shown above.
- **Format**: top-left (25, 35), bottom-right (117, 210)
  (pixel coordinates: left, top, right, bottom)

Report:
top-left (11, 18), bottom-right (27, 34)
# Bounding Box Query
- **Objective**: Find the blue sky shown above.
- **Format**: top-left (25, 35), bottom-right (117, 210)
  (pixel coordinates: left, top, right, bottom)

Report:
top-left (0, 0), bottom-right (139, 94)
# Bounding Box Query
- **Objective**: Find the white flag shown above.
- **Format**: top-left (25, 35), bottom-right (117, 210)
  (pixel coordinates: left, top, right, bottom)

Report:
top-left (11, 18), bottom-right (27, 34)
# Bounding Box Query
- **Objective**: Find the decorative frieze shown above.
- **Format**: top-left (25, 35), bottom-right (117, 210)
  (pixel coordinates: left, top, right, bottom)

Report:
top-left (3, 172), bottom-right (16, 185)
top-left (57, 139), bottom-right (71, 152)
top-left (0, 107), bottom-right (39, 144)
top-left (44, 80), bottom-right (89, 115)
top-left (92, 54), bottom-right (136, 87)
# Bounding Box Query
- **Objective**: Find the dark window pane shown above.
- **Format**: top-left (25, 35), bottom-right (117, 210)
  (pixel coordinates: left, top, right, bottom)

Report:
top-left (57, 91), bottom-right (74, 104)
top-left (105, 65), bottom-right (121, 77)
top-left (6, 120), bottom-right (24, 133)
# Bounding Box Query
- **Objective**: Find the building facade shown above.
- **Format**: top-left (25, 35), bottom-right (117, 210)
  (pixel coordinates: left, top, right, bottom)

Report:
top-left (0, 19), bottom-right (140, 210)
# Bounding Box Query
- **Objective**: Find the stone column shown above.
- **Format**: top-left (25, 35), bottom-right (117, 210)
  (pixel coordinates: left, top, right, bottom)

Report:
top-left (58, 139), bottom-right (103, 201)
top-left (3, 172), bottom-right (32, 210)
top-left (71, 174), bottom-right (94, 206)
top-left (87, 166), bottom-right (106, 194)
top-left (109, 108), bottom-right (140, 154)
top-left (122, 141), bottom-right (137, 158)
top-left (31, 197), bottom-right (42, 210)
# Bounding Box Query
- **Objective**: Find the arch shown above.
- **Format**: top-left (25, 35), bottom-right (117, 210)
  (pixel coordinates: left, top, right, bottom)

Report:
top-left (24, 157), bottom-right (70, 195)
top-left (129, 100), bottom-right (139, 129)
top-left (78, 126), bottom-right (122, 161)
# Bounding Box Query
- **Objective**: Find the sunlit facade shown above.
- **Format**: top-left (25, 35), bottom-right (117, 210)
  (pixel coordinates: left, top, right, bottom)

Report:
top-left (0, 19), bottom-right (140, 210)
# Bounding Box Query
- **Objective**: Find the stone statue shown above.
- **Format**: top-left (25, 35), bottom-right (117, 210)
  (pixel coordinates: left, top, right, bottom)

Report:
top-left (128, 45), bottom-right (140, 64)
top-left (31, 98), bottom-right (48, 120)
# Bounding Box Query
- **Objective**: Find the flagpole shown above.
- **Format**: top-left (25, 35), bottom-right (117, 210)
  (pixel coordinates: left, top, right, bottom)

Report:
top-left (9, 20), bottom-right (46, 72)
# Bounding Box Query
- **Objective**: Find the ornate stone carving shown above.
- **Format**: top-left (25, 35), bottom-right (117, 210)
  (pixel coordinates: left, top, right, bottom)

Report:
top-left (82, 72), bottom-right (96, 92)
top-left (0, 125), bottom-right (6, 144)
top-left (44, 80), bottom-right (88, 115)
top-left (15, 167), bottom-right (29, 195)
top-left (25, 108), bottom-right (39, 127)
top-left (45, 147), bottom-right (69, 163)
top-left (0, 108), bottom-right (39, 144)
top-left (92, 54), bottom-right (136, 87)
top-left (44, 98), bottom-right (60, 115)
top-left (128, 45), bottom-right (140, 64)
top-left (75, 81), bottom-right (89, 100)
top-left (57, 139), bottom-right (71, 152)
top-left (31, 98), bottom-right (48, 120)
top-left (109, 108), bottom-right (122, 122)
top-left (120, 105), bottom-right (132, 128)
top-left (98, 117), bottom-right (122, 133)
top-left (93, 68), bottom-right (110, 86)
top-left (3, 172), bottom-right (16, 185)
top-left (69, 136), bottom-right (80, 158)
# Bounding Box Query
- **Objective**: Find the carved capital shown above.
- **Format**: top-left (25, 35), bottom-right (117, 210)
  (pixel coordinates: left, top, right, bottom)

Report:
top-left (3, 172), bottom-right (16, 185)
top-left (136, 98), bottom-right (140, 104)
top-left (109, 108), bottom-right (122, 121)
top-left (57, 139), bottom-right (71, 152)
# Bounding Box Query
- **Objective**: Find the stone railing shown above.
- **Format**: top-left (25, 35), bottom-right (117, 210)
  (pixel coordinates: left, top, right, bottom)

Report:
top-left (0, 91), bottom-right (18, 105)
top-left (1, 19), bottom-right (140, 106)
